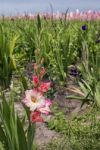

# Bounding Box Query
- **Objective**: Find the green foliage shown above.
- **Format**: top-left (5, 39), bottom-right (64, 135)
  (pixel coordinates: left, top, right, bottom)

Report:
top-left (17, 21), bottom-right (36, 61)
top-left (0, 90), bottom-right (36, 150)
top-left (48, 105), bottom-right (100, 150)
top-left (1, 18), bottom-right (100, 88)
top-left (0, 17), bottom-right (100, 150)
top-left (48, 105), bottom-right (68, 133)
top-left (77, 41), bottom-right (100, 107)
top-left (0, 24), bottom-right (19, 89)
top-left (39, 19), bottom-right (75, 86)
top-left (0, 141), bottom-right (5, 150)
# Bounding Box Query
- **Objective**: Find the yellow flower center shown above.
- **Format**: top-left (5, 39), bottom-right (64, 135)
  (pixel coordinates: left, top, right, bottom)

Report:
top-left (31, 96), bottom-right (38, 103)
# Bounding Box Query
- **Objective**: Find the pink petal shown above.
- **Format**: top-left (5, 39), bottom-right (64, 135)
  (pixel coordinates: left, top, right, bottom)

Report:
top-left (32, 75), bottom-right (39, 86)
top-left (38, 82), bottom-right (51, 93)
top-left (38, 106), bottom-right (51, 115)
top-left (30, 111), bottom-right (44, 122)
top-left (45, 99), bottom-right (52, 106)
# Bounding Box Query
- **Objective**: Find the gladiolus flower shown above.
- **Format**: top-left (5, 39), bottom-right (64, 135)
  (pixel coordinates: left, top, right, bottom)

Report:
top-left (38, 99), bottom-right (52, 115)
top-left (22, 90), bottom-right (45, 111)
top-left (30, 111), bottom-right (44, 122)
top-left (32, 75), bottom-right (39, 86)
top-left (38, 82), bottom-right (51, 93)
top-left (45, 99), bottom-right (52, 106)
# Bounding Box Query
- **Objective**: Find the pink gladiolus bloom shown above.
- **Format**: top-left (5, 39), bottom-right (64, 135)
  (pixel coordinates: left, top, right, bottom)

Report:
top-left (45, 99), bottom-right (52, 106)
top-left (38, 82), bottom-right (51, 93)
top-left (32, 75), bottom-right (39, 86)
top-left (22, 90), bottom-right (45, 111)
top-left (30, 111), bottom-right (44, 122)
top-left (38, 99), bottom-right (52, 115)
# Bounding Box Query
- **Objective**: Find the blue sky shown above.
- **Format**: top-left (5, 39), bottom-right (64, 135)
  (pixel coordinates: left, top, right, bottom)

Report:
top-left (0, 0), bottom-right (100, 15)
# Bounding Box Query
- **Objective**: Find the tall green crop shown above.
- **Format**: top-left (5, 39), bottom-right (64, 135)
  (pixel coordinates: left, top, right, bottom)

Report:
top-left (0, 24), bottom-right (19, 89)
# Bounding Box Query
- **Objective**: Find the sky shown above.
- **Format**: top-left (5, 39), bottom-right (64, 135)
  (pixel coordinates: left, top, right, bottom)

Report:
top-left (0, 0), bottom-right (100, 16)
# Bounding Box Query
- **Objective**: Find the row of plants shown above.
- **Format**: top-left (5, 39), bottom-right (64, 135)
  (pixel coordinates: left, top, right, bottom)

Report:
top-left (0, 17), bottom-right (100, 88)
top-left (0, 15), bottom-right (100, 149)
